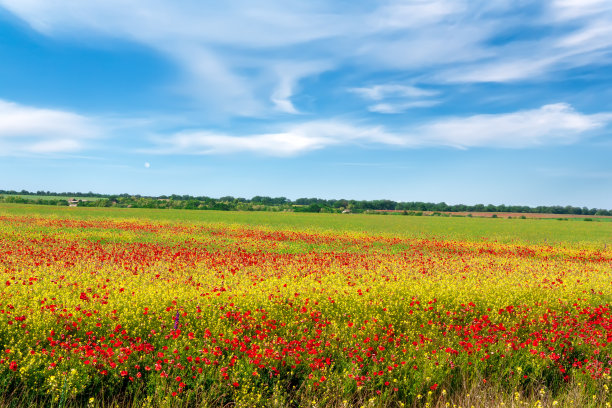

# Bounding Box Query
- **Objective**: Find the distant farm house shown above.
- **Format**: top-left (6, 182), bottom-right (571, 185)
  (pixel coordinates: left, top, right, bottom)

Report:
top-left (68, 198), bottom-right (88, 207)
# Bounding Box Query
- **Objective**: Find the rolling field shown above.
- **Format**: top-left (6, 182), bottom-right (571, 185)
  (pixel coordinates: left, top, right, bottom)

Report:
top-left (1, 203), bottom-right (612, 407)
top-left (1, 195), bottom-right (104, 201)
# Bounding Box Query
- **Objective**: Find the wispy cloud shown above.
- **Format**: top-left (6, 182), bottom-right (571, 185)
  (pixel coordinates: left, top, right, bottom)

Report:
top-left (350, 84), bottom-right (440, 114)
top-left (271, 62), bottom-right (331, 114)
top-left (6, 0), bottom-right (610, 116)
top-left (434, 1), bottom-right (612, 84)
top-left (167, 44), bottom-right (263, 117)
top-left (368, 100), bottom-right (441, 114)
top-left (349, 85), bottom-right (438, 101)
top-left (148, 121), bottom-right (408, 157)
top-left (550, 0), bottom-right (612, 21)
top-left (418, 103), bottom-right (612, 148)
top-left (147, 103), bottom-right (612, 155)
top-left (0, 1), bottom-right (351, 117)
top-left (366, 0), bottom-right (464, 30)
top-left (6, 99), bottom-right (599, 158)
top-left (2, 1), bottom-right (612, 117)
top-left (0, 99), bottom-right (101, 155)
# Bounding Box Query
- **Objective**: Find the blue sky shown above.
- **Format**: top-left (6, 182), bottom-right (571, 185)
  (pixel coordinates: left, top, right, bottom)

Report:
top-left (1, 1), bottom-right (611, 207)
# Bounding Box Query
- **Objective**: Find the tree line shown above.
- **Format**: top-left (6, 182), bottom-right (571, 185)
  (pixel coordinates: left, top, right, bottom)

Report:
top-left (0, 189), bottom-right (610, 215)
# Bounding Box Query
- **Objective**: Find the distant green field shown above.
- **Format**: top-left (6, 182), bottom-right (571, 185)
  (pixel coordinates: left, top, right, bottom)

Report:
top-left (1, 194), bottom-right (104, 201)
top-left (1, 203), bottom-right (610, 247)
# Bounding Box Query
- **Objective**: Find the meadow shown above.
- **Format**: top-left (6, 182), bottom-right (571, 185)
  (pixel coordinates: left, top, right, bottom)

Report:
top-left (0, 203), bottom-right (611, 407)
top-left (1, 195), bottom-right (104, 201)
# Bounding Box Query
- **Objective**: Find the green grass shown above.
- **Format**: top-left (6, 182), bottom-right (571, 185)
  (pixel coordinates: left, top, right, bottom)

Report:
top-left (1, 194), bottom-right (104, 201)
top-left (1, 203), bottom-right (611, 247)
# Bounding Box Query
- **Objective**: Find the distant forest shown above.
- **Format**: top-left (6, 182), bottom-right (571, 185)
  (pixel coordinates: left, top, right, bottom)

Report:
top-left (1, 189), bottom-right (610, 215)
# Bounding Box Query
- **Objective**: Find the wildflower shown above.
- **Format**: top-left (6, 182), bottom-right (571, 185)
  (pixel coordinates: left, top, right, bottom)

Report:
top-left (174, 311), bottom-right (180, 330)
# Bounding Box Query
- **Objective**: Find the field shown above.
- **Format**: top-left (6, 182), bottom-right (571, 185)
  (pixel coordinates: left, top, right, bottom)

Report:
top-left (375, 210), bottom-right (612, 220)
top-left (0, 203), bottom-right (611, 407)
top-left (1, 195), bottom-right (104, 201)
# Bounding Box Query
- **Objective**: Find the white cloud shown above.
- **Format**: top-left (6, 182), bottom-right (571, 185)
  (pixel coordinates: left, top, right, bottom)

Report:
top-left (418, 103), bottom-right (612, 148)
top-left (15, 99), bottom-right (603, 159)
top-left (147, 103), bottom-right (612, 155)
top-left (350, 84), bottom-right (440, 113)
top-left (550, 0), bottom-right (612, 21)
top-left (2, 0), bottom-right (612, 114)
top-left (0, 1), bottom-right (346, 47)
top-left (0, 100), bottom-right (98, 138)
top-left (0, 0), bottom-right (501, 115)
top-left (0, 1), bottom-right (353, 117)
top-left (356, 25), bottom-right (492, 71)
top-left (166, 44), bottom-right (263, 116)
top-left (368, 100), bottom-right (441, 113)
top-left (149, 120), bottom-right (409, 157)
top-left (349, 85), bottom-right (438, 101)
top-left (367, 0), bottom-right (464, 30)
top-left (437, 56), bottom-right (561, 83)
top-left (271, 62), bottom-right (331, 114)
top-left (0, 99), bottom-right (101, 155)
top-left (27, 139), bottom-right (83, 154)
top-left (434, 1), bottom-right (612, 84)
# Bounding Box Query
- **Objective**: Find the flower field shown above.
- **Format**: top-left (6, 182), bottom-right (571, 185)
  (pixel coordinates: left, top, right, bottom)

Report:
top-left (1, 206), bottom-right (612, 407)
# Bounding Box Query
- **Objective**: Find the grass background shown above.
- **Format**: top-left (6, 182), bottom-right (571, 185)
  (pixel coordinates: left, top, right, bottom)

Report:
top-left (1, 194), bottom-right (104, 201)
top-left (1, 203), bottom-right (610, 247)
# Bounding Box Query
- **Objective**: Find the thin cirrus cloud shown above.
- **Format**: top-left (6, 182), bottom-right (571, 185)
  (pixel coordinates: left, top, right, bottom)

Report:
top-left (433, 1), bottom-right (612, 84)
top-left (550, 0), bottom-right (612, 20)
top-left (1, 1), bottom-right (612, 160)
top-left (349, 85), bottom-right (440, 114)
top-left (349, 85), bottom-right (438, 101)
top-left (368, 100), bottom-right (441, 114)
top-left (3, 0), bottom-right (612, 117)
top-left (0, 0), bottom-right (354, 116)
top-left (270, 61), bottom-right (332, 114)
top-left (0, 99), bottom-right (101, 155)
top-left (148, 104), bottom-right (612, 156)
top-left (419, 103), bottom-right (612, 148)
top-left (148, 121), bottom-right (409, 157)
top-left (3, 99), bottom-right (603, 158)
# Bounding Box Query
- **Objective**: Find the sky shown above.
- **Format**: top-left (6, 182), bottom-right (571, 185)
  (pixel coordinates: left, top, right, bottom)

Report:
top-left (0, 1), bottom-right (611, 208)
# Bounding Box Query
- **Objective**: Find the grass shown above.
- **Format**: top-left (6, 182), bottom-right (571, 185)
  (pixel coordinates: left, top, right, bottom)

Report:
top-left (1, 203), bottom-right (610, 247)
top-left (1, 194), bottom-right (104, 201)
